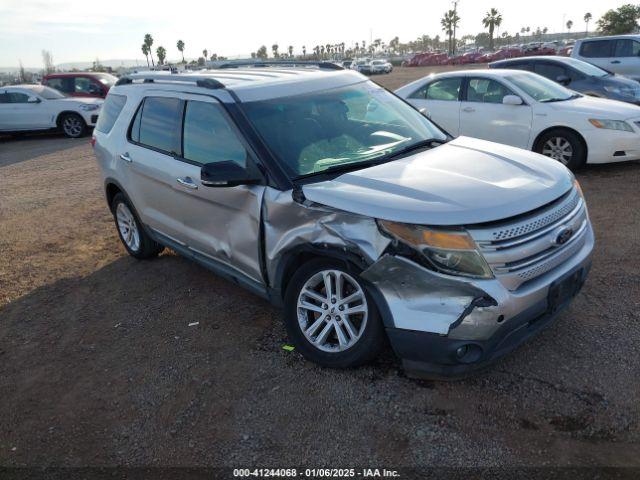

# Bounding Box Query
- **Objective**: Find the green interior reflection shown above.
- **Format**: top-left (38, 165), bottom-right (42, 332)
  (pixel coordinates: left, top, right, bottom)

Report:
top-left (241, 82), bottom-right (447, 177)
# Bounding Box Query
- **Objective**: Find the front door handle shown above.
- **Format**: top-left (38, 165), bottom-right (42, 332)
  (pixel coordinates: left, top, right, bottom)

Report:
top-left (119, 152), bottom-right (132, 163)
top-left (611, 60), bottom-right (621, 64)
top-left (462, 106), bottom-right (475, 113)
top-left (176, 177), bottom-right (198, 190)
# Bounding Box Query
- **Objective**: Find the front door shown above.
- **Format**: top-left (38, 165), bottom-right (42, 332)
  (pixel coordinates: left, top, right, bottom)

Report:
top-left (459, 77), bottom-right (532, 149)
top-left (407, 76), bottom-right (462, 136)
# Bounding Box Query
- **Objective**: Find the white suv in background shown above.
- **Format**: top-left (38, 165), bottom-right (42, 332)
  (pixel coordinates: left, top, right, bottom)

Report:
top-left (92, 64), bottom-right (593, 378)
top-left (0, 84), bottom-right (102, 137)
top-left (572, 35), bottom-right (640, 81)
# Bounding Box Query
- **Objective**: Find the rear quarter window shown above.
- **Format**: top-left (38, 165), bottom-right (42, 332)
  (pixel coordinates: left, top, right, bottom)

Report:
top-left (95, 94), bottom-right (127, 134)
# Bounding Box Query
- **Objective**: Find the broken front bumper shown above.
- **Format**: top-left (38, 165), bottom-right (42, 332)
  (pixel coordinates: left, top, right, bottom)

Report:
top-left (361, 223), bottom-right (594, 377)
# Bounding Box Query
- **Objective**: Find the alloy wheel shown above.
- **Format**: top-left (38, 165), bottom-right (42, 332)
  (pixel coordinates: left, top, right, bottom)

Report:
top-left (116, 203), bottom-right (141, 252)
top-left (542, 137), bottom-right (573, 165)
top-left (296, 269), bottom-right (368, 353)
top-left (62, 115), bottom-right (83, 137)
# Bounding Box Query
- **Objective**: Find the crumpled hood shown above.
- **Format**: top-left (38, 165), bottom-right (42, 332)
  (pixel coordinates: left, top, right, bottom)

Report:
top-left (302, 136), bottom-right (573, 226)
top-left (550, 94), bottom-right (640, 119)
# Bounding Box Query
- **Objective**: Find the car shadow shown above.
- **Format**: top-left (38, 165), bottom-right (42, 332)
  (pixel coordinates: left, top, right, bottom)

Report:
top-left (0, 132), bottom-right (90, 168)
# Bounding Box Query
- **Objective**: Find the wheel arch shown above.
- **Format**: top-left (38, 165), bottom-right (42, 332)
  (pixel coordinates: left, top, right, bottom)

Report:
top-left (532, 125), bottom-right (588, 158)
top-left (55, 110), bottom-right (85, 127)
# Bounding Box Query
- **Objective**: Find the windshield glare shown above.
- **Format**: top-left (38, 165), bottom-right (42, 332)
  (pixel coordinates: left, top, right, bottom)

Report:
top-left (95, 73), bottom-right (118, 86)
top-left (38, 86), bottom-right (66, 99)
top-left (506, 73), bottom-right (574, 102)
top-left (241, 82), bottom-right (447, 177)
top-left (562, 58), bottom-right (608, 77)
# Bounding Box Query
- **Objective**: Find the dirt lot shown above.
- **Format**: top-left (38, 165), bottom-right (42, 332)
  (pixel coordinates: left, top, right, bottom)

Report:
top-left (1, 68), bottom-right (639, 470)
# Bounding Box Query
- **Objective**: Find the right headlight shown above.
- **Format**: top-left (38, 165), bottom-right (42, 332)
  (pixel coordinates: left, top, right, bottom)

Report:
top-left (588, 118), bottom-right (634, 132)
top-left (377, 220), bottom-right (493, 279)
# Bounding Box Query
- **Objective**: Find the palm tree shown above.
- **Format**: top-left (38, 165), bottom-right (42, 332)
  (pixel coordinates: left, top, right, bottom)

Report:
top-left (144, 34), bottom-right (155, 66)
top-left (288, 45), bottom-right (293, 58)
top-left (482, 8), bottom-right (503, 51)
top-left (272, 44), bottom-right (279, 58)
top-left (441, 10), bottom-right (459, 55)
top-left (302, 45), bottom-right (306, 58)
top-left (566, 20), bottom-right (573, 34)
top-left (584, 12), bottom-right (592, 34)
top-left (141, 44), bottom-right (150, 67)
top-left (202, 49), bottom-right (208, 61)
top-left (156, 46), bottom-right (166, 65)
top-left (176, 40), bottom-right (185, 63)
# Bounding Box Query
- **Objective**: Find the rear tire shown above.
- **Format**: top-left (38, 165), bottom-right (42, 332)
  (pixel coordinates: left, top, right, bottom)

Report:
top-left (534, 129), bottom-right (586, 171)
top-left (283, 258), bottom-right (385, 368)
top-left (60, 113), bottom-right (86, 138)
top-left (111, 193), bottom-right (164, 259)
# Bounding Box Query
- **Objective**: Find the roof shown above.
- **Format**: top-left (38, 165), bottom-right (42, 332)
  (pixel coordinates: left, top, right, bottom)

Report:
top-left (3, 84), bottom-right (47, 92)
top-left (113, 67), bottom-right (367, 102)
top-left (576, 34), bottom-right (640, 41)
top-left (491, 55), bottom-right (572, 65)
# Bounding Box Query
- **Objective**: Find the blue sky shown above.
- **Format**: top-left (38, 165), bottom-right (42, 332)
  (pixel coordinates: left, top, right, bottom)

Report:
top-left (0, 0), bottom-right (626, 68)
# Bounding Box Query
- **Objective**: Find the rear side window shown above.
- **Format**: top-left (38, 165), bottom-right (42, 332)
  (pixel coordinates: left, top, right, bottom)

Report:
top-left (95, 94), bottom-right (127, 134)
top-left (411, 77), bottom-right (461, 101)
top-left (182, 101), bottom-right (247, 167)
top-left (133, 97), bottom-right (183, 154)
top-left (614, 39), bottom-right (640, 57)
top-left (579, 40), bottom-right (613, 58)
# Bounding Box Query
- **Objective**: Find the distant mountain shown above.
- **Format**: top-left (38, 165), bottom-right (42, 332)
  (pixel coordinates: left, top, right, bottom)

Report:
top-left (56, 59), bottom-right (146, 70)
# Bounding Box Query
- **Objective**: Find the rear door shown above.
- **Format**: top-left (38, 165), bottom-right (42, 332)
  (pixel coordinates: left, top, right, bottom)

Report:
top-left (612, 38), bottom-right (640, 78)
top-left (123, 93), bottom-right (193, 245)
top-left (406, 76), bottom-right (462, 135)
top-left (459, 76), bottom-right (532, 149)
top-left (576, 39), bottom-right (615, 71)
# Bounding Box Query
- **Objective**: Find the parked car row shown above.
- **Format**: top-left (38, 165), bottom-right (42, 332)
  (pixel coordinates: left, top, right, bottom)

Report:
top-left (350, 58), bottom-right (393, 74)
top-left (395, 68), bottom-right (640, 169)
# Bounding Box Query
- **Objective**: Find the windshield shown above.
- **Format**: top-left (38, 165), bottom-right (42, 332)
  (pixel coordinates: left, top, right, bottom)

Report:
top-left (506, 72), bottom-right (576, 102)
top-left (241, 82), bottom-right (447, 177)
top-left (95, 73), bottom-right (118, 86)
top-left (561, 57), bottom-right (608, 77)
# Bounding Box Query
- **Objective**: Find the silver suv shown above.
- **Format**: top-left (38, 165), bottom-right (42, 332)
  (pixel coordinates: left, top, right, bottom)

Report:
top-left (92, 63), bottom-right (594, 377)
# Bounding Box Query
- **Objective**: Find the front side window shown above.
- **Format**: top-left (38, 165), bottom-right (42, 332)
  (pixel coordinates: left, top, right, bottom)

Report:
top-left (37, 86), bottom-right (66, 99)
top-left (75, 77), bottom-right (102, 94)
top-left (614, 39), bottom-right (640, 57)
top-left (466, 78), bottom-right (513, 103)
top-left (580, 40), bottom-right (613, 58)
top-left (411, 77), bottom-right (461, 101)
top-left (133, 97), bottom-right (182, 154)
top-left (182, 101), bottom-right (247, 166)
top-left (5, 92), bottom-right (30, 103)
top-left (241, 82), bottom-right (447, 177)
top-left (96, 94), bottom-right (127, 134)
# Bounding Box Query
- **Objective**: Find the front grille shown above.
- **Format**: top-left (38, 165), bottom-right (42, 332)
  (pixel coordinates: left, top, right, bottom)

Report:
top-left (468, 188), bottom-right (588, 291)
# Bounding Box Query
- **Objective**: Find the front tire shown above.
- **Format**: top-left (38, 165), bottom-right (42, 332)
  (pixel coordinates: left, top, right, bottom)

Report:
top-left (60, 113), bottom-right (86, 138)
top-left (535, 129), bottom-right (586, 170)
top-left (111, 193), bottom-right (164, 259)
top-left (283, 258), bottom-right (385, 368)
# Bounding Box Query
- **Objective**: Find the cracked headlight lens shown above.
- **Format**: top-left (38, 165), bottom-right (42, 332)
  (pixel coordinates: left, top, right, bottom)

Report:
top-left (378, 220), bottom-right (493, 279)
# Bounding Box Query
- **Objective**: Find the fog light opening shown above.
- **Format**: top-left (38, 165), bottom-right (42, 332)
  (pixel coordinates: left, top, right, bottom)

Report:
top-left (454, 344), bottom-right (483, 364)
top-left (497, 315), bottom-right (505, 324)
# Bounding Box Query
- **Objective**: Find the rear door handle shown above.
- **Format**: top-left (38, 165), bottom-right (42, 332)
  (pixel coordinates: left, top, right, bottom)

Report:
top-left (119, 153), bottom-right (132, 163)
top-left (176, 177), bottom-right (198, 190)
top-left (611, 60), bottom-right (621, 64)
top-left (462, 106), bottom-right (475, 113)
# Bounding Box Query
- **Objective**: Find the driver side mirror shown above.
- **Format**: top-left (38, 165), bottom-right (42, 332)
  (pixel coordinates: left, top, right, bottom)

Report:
top-left (200, 161), bottom-right (262, 188)
top-left (502, 95), bottom-right (524, 106)
top-left (27, 96), bottom-right (41, 103)
top-left (556, 74), bottom-right (571, 86)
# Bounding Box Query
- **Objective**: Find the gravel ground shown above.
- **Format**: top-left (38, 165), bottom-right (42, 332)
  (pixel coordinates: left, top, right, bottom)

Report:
top-left (0, 68), bottom-right (639, 469)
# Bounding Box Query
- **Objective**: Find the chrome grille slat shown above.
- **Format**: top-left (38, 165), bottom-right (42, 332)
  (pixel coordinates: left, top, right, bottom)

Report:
top-left (468, 187), bottom-right (588, 290)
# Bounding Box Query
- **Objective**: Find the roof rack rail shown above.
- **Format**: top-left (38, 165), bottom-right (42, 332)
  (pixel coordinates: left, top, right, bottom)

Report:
top-left (114, 74), bottom-right (225, 89)
top-left (215, 60), bottom-right (343, 70)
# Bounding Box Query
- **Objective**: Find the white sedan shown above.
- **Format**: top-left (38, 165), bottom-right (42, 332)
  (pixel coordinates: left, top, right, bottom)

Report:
top-left (395, 69), bottom-right (640, 169)
top-left (0, 84), bottom-right (102, 138)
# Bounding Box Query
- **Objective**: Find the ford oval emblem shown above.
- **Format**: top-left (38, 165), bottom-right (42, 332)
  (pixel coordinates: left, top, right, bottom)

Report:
top-left (553, 226), bottom-right (574, 246)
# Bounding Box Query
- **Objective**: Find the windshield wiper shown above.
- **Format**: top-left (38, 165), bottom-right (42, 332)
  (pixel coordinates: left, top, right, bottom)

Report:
top-left (294, 159), bottom-right (388, 180)
top-left (379, 138), bottom-right (446, 161)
